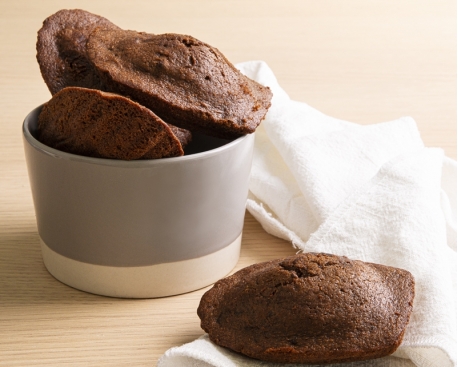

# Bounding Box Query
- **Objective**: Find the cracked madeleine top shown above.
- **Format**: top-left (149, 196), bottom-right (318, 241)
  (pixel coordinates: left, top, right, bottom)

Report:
top-left (197, 252), bottom-right (415, 365)
top-left (87, 30), bottom-right (272, 138)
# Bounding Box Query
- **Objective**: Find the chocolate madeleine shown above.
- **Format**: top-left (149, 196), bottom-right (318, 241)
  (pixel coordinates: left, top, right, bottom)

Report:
top-left (198, 253), bottom-right (415, 364)
top-left (87, 30), bottom-right (272, 138)
top-left (36, 9), bottom-right (120, 95)
top-left (36, 9), bottom-right (192, 143)
top-left (37, 87), bottom-right (184, 160)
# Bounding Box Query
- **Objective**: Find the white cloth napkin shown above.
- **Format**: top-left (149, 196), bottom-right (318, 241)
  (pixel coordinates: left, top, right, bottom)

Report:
top-left (157, 61), bottom-right (457, 367)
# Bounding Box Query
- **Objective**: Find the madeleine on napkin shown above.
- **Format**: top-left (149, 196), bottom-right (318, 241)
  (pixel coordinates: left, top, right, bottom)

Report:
top-left (198, 253), bottom-right (415, 365)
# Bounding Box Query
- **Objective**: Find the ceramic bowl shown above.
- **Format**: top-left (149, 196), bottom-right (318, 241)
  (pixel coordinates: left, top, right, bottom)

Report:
top-left (23, 105), bottom-right (254, 298)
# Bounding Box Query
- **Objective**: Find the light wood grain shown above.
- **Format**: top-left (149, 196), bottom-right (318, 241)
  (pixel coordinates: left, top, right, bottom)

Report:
top-left (0, 0), bottom-right (455, 365)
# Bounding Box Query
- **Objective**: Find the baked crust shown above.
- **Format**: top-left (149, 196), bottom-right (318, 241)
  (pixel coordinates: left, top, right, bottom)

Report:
top-left (36, 9), bottom-right (120, 95)
top-left (87, 30), bottom-right (272, 138)
top-left (198, 253), bottom-right (415, 364)
top-left (37, 87), bottom-right (184, 160)
top-left (36, 9), bottom-right (192, 147)
top-left (37, 9), bottom-right (272, 140)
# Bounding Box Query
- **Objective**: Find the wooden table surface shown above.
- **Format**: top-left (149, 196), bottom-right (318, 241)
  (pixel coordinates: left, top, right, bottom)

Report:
top-left (0, 1), bottom-right (455, 365)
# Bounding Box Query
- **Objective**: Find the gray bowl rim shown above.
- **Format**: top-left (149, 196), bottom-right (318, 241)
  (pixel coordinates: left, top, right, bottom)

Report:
top-left (23, 104), bottom-right (252, 168)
